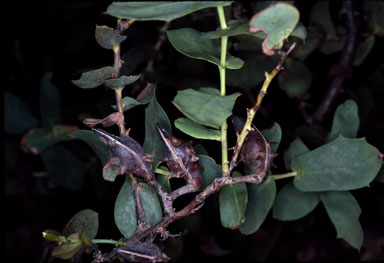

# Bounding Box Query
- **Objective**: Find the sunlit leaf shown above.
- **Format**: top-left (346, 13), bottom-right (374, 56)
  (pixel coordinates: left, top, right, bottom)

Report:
top-left (106, 1), bottom-right (232, 22)
top-left (320, 191), bottom-right (363, 250)
top-left (327, 100), bottom-right (359, 142)
top-left (239, 177), bottom-right (276, 234)
top-left (175, 118), bottom-right (221, 141)
top-left (172, 87), bottom-right (241, 129)
top-left (273, 182), bottom-right (319, 221)
top-left (292, 137), bottom-right (381, 191)
top-left (72, 67), bottom-right (115, 89)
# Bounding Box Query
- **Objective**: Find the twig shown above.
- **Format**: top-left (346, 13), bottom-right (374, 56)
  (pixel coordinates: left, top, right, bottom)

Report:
top-left (225, 42), bottom-right (297, 177)
top-left (129, 174), bottom-right (149, 231)
top-left (312, 1), bottom-right (357, 123)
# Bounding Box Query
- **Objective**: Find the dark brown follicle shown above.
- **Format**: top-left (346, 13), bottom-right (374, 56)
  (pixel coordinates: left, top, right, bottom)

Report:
top-left (92, 128), bottom-right (154, 180)
top-left (232, 116), bottom-right (273, 182)
top-left (155, 123), bottom-right (201, 190)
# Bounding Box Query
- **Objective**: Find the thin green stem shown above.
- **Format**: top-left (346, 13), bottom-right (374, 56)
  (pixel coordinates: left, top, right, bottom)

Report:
top-left (217, 6), bottom-right (229, 175)
top-left (92, 239), bottom-right (127, 246)
top-left (154, 168), bottom-right (170, 176)
top-left (271, 171), bottom-right (299, 180)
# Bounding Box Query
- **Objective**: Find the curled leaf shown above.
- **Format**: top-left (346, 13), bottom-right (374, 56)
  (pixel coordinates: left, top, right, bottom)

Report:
top-left (93, 128), bottom-right (154, 180)
top-left (156, 123), bottom-right (201, 190)
top-left (232, 116), bottom-right (273, 182)
top-left (82, 112), bottom-right (124, 128)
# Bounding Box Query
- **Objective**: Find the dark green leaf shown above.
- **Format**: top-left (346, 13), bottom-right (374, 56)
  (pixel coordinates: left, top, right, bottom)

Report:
top-left (198, 155), bottom-right (221, 189)
top-left (143, 88), bottom-right (171, 169)
top-left (353, 36), bottom-right (375, 66)
top-left (320, 191), bottom-right (363, 250)
top-left (106, 1), bottom-right (232, 22)
top-left (112, 82), bottom-right (155, 111)
top-left (26, 125), bottom-right (73, 154)
top-left (167, 28), bottom-right (243, 69)
top-left (375, 165), bottom-right (384, 183)
top-left (41, 145), bottom-right (86, 191)
top-left (219, 172), bottom-right (248, 229)
top-left (262, 122), bottom-right (282, 153)
top-left (291, 27), bottom-right (322, 61)
top-left (318, 39), bottom-right (345, 55)
top-left (327, 100), bottom-right (359, 142)
top-left (175, 118), bottom-right (221, 141)
top-left (72, 67), bottom-right (115, 89)
top-left (273, 182), bottom-right (319, 221)
top-left (95, 25), bottom-right (127, 49)
top-left (104, 75), bottom-right (141, 90)
top-left (40, 72), bottom-right (61, 126)
top-left (239, 176), bottom-right (276, 234)
top-left (227, 53), bottom-right (280, 89)
top-left (292, 137), bottom-right (381, 191)
top-left (290, 22), bottom-right (307, 41)
top-left (172, 87), bottom-right (241, 129)
top-left (63, 209), bottom-right (99, 239)
top-left (114, 175), bottom-right (162, 238)
top-left (284, 137), bottom-right (309, 170)
top-left (278, 58), bottom-right (312, 98)
top-left (70, 130), bottom-right (109, 165)
top-left (309, 1), bottom-right (336, 39)
top-left (249, 2), bottom-right (299, 55)
top-left (155, 167), bottom-right (172, 193)
top-left (4, 92), bottom-right (39, 134)
top-left (194, 143), bottom-right (208, 156)
top-left (363, 1), bottom-right (384, 37)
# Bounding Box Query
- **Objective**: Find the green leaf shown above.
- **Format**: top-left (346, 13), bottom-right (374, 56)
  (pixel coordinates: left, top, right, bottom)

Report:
top-left (278, 58), bottom-right (312, 98)
top-left (249, 2), bottom-right (299, 55)
top-left (63, 209), bottom-right (99, 239)
top-left (375, 165), bottom-right (384, 183)
top-left (114, 175), bottom-right (162, 238)
top-left (273, 182), bottom-right (319, 221)
top-left (262, 122), bottom-right (282, 153)
top-left (290, 22), bottom-right (307, 41)
top-left (219, 172), bottom-right (248, 229)
top-left (72, 66), bottom-right (115, 89)
top-left (291, 27), bottom-right (322, 61)
top-left (41, 145), bottom-right (86, 191)
top-left (284, 137), bottom-right (310, 170)
top-left (52, 238), bottom-right (82, 260)
top-left (155, 168), bottom-right (172, 193)
top-left (26, 125), bottom-right (73, 154)
top-left (104, 75), bottom-right (141, 90)
top-left (353, 35), bottom-right (375, 66)
top-left (172, 88), bottom-right (241, 129)
top-left (327, 100), bottom-right (359, 142)
top-left (167, 28), bottom-right (243, 69)
top-left (320, 191), bottom-right (363, 250)
top-left (112, 82), bottom-right (155, 111)
top-left (103, 164), bottom-right (121, 182)
top-left (195, 143), bottom-right (209, 156)
top-left (70, 130), bottom-right (109, 165)
top-left (40, 72), bottom-right (61, 126)
top-left (227, 53), bottom-right (280, 89)
top-left (105, 1), bottom-right (232, 22)
top-left (318, 39), bottom-right (345, 55)
top-left (309, 1), bottom-right (336, 39)
top-left (175, 118), bottom-right (221, 141)
top-left (363, 1), bottom-right (384, 37)
top-left (239, 176), bottom-right (276, 235)
top-left (143, 88), bottom-right (171, 169)
top-left (95, 25), bottom-right (127, 49)
top-left (292, 136), bottom-right (381, 191)
top-left (4, 92), bottom-right (39, 134)
top-left (198, 155), bottom-right (221, 189)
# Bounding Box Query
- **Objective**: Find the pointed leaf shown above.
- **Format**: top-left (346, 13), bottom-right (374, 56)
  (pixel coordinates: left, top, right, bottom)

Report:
top-left (320, 191), bottom-right (363, 250)
top-left (95, 25), bottom-right (127, 49)
top-left (167, 28), bottom-right (243, 69)
top-left (292, 137), bottom-right (381, 191)
top-left (284, 137), bottom-right (309, 170)
top-left (249, 3), bottom-right (300, 55)
top-left (239, 176), bottom-right (276, 234)
top-left (63, 209), bottom-right (99, 239)
top-left (143, 88), bottom-right (171, 169)
top-left (353, 36), bottom-right (375, 66)
top-left (219, 172), bottom-right (248, 229)
top-left (114, 175), bottom-right (162, 238)
top-left (198, 155), bottom-right (221, 189)
top-left (104, 75), bottom-right (141, 90)
top-left (70, 130), bottom-right (109, 165)
top-left (41, 145), bottom-right (86, 191)
top-left (273, 182), bottom-right (319, 221)
top-left (172, 87), bottom-right (241, 129)
top-left (106, 1), bottom-right (232, 22)
top-left (175, 118), bottom-right (221, 141)
top-left (4, 92), bottom-right (39, 134)
top-left (278, 58), bottom-right (312, 98)
top-left (72, 66), bottom-right (115, 89)
top-left (40, 72), bottom-right (61, 126)
top-left (327, 100), bottom-right (359, 142)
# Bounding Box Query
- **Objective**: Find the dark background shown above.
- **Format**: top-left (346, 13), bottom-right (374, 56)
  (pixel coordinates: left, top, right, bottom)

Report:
top-left (4, 1), bottom-right (384, 262)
